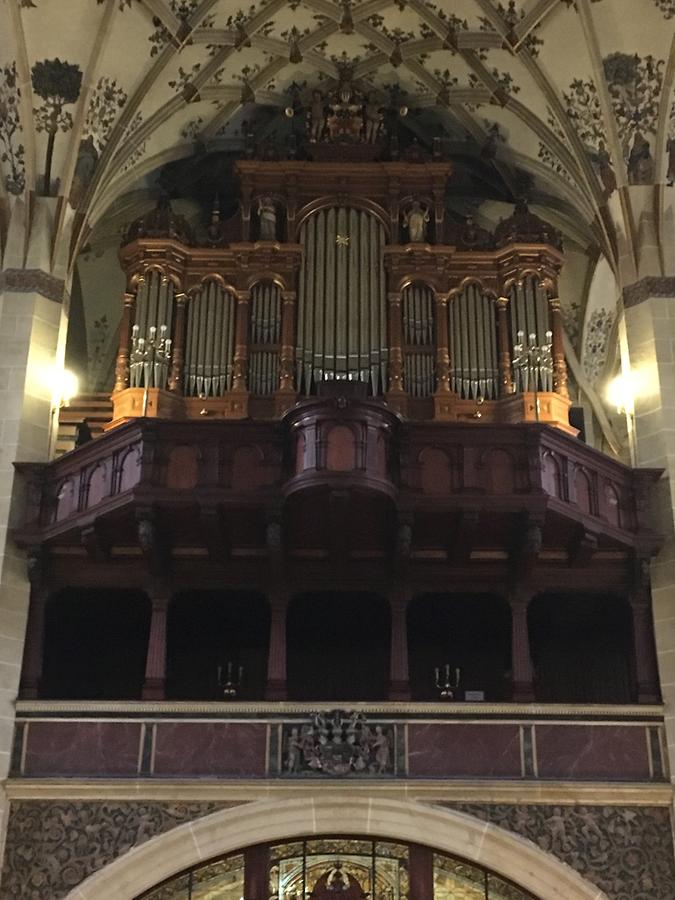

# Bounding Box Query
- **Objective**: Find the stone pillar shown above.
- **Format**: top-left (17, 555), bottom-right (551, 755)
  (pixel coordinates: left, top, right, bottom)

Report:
top-left (142, 594), bottom-right (170, 700)
top-left (167, 291), bottom-right (187, 393)
top-left (265, 595), bottom-right (288, 700)
top-left (232, 291), bottom-right (251, 392)
top-left (114, 290), bottom-right (135, 392)
top-left (18, 585), bottom-right (48, 699)
top-left (389, 589), bottom-right (411, 700)
top-left (623, 282), bottom-right (675, 769)
top-left (496, 296), bottom-right (513, 397)
top-left (509, 592), bottom-right (535, 702)
top-left (0, 195), bottom-right (71, 856)
top-left (549, 295), bottom-right (569, 399)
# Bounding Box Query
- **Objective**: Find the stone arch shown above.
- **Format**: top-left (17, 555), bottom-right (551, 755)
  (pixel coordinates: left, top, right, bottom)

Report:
top-left (64, 796), bottom-right (607, 900)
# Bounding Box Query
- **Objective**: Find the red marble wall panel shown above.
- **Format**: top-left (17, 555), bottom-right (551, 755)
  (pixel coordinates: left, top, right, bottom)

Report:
top-left (535, 725), bottom-right (650, 780)
top-left (407, 723), bottom-right (522, 778)
top-left (153, 722), bottom-right (267, 776)
top-left (24, 722), bottom-right (141, 776)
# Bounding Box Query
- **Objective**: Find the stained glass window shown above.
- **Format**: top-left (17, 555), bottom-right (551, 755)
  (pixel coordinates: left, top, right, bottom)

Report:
top-left (137, 839), bottom-right (535, 900)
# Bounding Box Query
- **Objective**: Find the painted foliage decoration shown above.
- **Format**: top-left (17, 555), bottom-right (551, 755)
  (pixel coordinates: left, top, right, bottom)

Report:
top-left (149, 0), bottom-right (215, 57)
top-left (582, 308), bottom-right (615, 385)
top-left (83, 77), bottom-right (128, 152)
top-left (653, 0), bottom-right (675, 17)
top-left (31, 57), bottom-right (82, 195)
top-left (120, 111), bottom-right (146, 172)
top-left (480, 1), bottom-right (544, 57)
top-left (0, 61), bottom-right (26, 195)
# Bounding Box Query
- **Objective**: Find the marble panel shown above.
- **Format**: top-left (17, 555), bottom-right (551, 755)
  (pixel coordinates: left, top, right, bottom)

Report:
top-left (535, 724), bottom-right (651, 781)
top-left (23, 722), bottom-right (142, 776)
top-left (153, 722), bottom-right (267, 776)
top-left (407, 723), bottom-right (521, 778)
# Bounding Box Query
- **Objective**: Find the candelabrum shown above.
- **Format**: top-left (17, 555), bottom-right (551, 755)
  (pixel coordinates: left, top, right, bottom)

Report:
top-left (218, 661), bottom-right (243, 699)
top-left (434, 664), bottom-right (461, 700)
top-left (130, 324), bottom-right (172, 414)
top-left (512, 330), bottom-right (553, 421)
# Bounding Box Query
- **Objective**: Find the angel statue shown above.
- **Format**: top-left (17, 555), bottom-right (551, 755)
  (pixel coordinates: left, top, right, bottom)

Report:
top-left (404, 200), bottom-right (430, 243)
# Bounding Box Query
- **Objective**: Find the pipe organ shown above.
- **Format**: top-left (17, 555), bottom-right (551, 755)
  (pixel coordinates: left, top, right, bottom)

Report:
top-left (113, 159), bottom-right (572, 432)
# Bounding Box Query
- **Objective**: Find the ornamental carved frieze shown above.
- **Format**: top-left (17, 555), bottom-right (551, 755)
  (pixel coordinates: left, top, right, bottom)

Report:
top-left (445, 803), bottom-right (675, 900)
top-left (0, 800), bottom-right (239, 900)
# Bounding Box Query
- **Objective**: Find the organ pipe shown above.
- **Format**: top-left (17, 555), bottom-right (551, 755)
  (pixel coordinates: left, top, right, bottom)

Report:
top-left (248, 282), bottom-right (281, 395)
top-left (448, 285), bottom-right (499, 400)
top-left (509, 275), bottom-right (552, 392)
top-left (129, 270), bottom-right (175, 389)
top-left (297, 207), bottom-right (387, 394)
top-left (184, 281), bottom-right (236, 396)
top-left (402, 283), bottom-right (435, 398)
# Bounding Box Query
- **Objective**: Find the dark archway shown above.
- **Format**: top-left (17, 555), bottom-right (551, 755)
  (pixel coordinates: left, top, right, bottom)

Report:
top-left (287, 592), bottom-right (390, 700)
top-left (408, 594), bottom-right (511, 701)
top-left (529, 593), bottom-right (634, 703)
top-left (41, 588), bottom-right (150, 699)
top-left (166, 591), bottom-right (269, 700)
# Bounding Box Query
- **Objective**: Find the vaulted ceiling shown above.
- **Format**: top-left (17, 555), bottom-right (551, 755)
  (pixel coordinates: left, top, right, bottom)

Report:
top-left (2, 0), bottom-right (674, 248)
top-left (2, 0), bottom-right (674, 446)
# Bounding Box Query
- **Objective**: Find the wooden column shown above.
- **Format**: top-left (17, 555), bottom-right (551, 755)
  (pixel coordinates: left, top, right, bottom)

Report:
top-left (509, 591), bottom-right (535, 702)
top-left (387, 292), bottom-right (405, 393)
top-left (631, 568), bottom-right (661, 703)
top-left (142, 593), bottom-right (170, 700)
top-left (244, 844), bottom-right (270, 900)
top-left (434, 293), bottom-right (450, 393)
top-left (496, 296), bottom-right (513, 397)
top-left (168, 291), bottom-right (187, 393)
top-left (389, 589), bottom-right (411, 700)
top-left (232, 291), bottom-right (251, 392)
top-left (549, 295), bottom-right (569, 399)
top-left (265, 595), bottom-right (288, 700)
top-left (408, 843), bottom-right (434, 900)
top-left (278, 290), bottom-right (296, 392)
top-left (19, 587), bottom-right (47, 699)
top-left (114, 290), bottom-right (136, 392)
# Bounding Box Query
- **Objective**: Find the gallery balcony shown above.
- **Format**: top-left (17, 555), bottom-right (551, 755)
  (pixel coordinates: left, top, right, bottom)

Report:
top-left (13, 398), bottom-right (661, 585)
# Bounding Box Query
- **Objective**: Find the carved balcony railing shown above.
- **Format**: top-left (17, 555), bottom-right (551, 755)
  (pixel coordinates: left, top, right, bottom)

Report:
top-left (14, 401), bottom-right (661, 587)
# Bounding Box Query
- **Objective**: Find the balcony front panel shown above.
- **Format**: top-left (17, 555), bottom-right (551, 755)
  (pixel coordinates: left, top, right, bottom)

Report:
top-left (12, 702), bottom-right (666, 784)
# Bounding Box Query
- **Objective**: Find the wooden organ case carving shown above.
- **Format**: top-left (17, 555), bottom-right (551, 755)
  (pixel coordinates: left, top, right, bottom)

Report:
top-left (112, 162), bottom-right (573, 432)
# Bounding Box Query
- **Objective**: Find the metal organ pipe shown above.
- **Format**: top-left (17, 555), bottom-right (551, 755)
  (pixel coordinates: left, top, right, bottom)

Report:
top-left (248, 282), bottom-right (281, 395)
top-left (131, 270), bottom-right (175, 388)
top-left (297, 207), bottom-right (387, 394)
top-left (184, 281), bottom-right (235, 396)
top-left (448, 285), bottom-right (499, 400)
top-left (402, 283), bottom-right (435, 398)
top-left (509, 275), bottom-right (552, 392)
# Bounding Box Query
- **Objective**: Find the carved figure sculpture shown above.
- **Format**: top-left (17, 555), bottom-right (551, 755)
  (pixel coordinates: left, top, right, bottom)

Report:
top-left (258, 196), bottom-right (277, 240)
top-left (370, 725), bottom-right (390, 773)
top-left (364, 95), bottom-right (383, 144)
top-left (404, 201), bottom-right (430, 243)
top-left (309, 90), bottom-right (325, 143)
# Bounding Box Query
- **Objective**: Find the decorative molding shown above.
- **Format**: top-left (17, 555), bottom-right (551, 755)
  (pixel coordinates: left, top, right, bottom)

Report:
top-left (0, 800), bottom-right (240, 900)
top-left (447, 802), bottom-right (675, 900)
top-left (623, 276), bottom-right (675, 307)
top-left (5, 778), bottom-right (674, 807)
top-left (0, 268), bottom-right (67, 303)
top-left (14, 699), bottom-right (666, 718)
